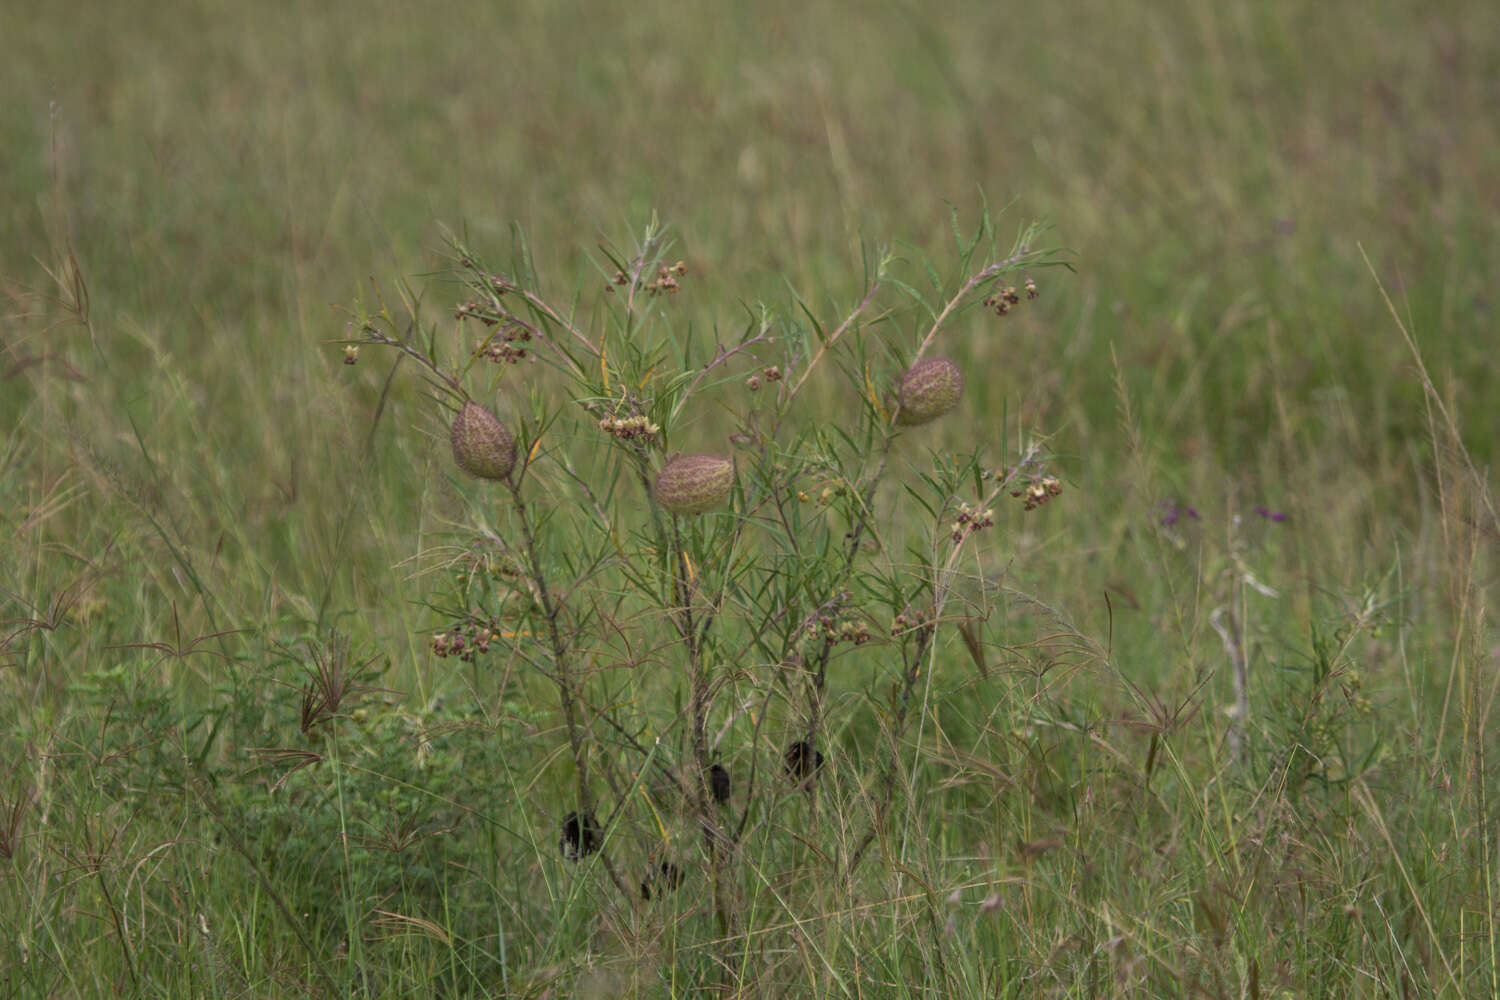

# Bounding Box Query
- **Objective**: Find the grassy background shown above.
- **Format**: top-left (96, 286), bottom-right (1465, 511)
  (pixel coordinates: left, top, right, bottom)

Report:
top-left (2, 0), bottom-right (1498, 995)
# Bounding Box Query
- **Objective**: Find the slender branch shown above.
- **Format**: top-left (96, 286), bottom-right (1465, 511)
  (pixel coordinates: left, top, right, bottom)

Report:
top-left (93, 860), bottom-right (138, 991)
top-left (676, 331), bottom-right (774, 415)
top-left (507, 479), bottom-right (632, 903)
top-left (519, 287), bottom-right (601, 360)
top-left (912, 248), bottom-right (1032, 363)
top-left (472, 296), bottom-right (588, 380)
top-left (360, 325), bottom-right (462, 394)
top-left (787, 279), bottom-right (882, 401)
top-left (622, 231), bottom-right (663, 316)
top-left (1210, 605), bottom-right (1249, 763)
top-left (664, 515), bottom-right (732, 935)
top-left (474, 269), bottom-right (601, 364)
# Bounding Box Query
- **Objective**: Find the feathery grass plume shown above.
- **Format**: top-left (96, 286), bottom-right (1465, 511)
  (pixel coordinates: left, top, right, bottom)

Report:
top-left (653, 454), bottom-right (734, 515)
top-left (298, 631), bottom-right (379, 734)
top-left (895, 357), bottom-right (965, 426)
top-left (450, 401), bottom-right (516, 480)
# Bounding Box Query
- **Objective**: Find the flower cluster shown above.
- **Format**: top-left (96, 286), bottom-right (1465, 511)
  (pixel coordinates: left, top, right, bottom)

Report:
top-left (647, 260), bottom-right (687, 295)
top-left (431, 617), bottom-right (504, 662)
top-left (796, 482), bottom-right (848, 507)
top-left (746, 366), bottom-right (781, 391)
top-left (473, 323), bottom-right (533, 365)
top-left (611, 260), bottom-right (688, 296)
top-left (1159, 502), bottom-right (1200, 527)
top-left (890, 606), bottom-right (933, 637)
top-left (951, 501), bottom-right (995, 542)
top-left (1340, 668), bottom-right (1372, 716)
top-left (484, 272), bottom-right (519, 295)
top-left (1012, 474), bottom-right (1063, 511)
top-left (454, 299), bottom-right (501, 326)
top-left (983, 276), bottom-right (1039, 316)
top-left (598, 413), bottom-right (661, 443)
top-left (805, 614), bottom-right (871, 646)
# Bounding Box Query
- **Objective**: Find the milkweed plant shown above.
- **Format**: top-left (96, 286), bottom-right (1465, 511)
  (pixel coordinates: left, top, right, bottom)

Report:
top-left (342, 212), bottom-right (1069, 938)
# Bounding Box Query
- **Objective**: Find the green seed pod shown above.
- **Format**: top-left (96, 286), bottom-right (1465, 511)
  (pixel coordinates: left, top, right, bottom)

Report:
top-left (895, 357), bottom-right (965, 426)
top-left (654, 454), bottom-right (734, 515)
top-left (450, 401), bottom-right (517, 480)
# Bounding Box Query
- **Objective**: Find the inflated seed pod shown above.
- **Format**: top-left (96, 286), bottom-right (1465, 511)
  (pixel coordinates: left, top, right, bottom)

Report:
top-left (894, 358), bottom-right (965, 426)
top-left (653, 454), bottom-right (734, 515)
top-left (450, 401), bottom-right (517, 480)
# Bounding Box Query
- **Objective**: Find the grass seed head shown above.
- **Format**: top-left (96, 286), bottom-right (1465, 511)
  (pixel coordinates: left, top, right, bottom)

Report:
top-left (450, 401), bottom-right (517, 481)
top-left (653, 454), bottom-right (734, 515)
top-left (895, 357), bottom-right (965, 426)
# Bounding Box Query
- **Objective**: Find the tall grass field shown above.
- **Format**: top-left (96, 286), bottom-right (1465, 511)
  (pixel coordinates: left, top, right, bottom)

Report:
top-left (2, 1), bottom-right (1498, 996)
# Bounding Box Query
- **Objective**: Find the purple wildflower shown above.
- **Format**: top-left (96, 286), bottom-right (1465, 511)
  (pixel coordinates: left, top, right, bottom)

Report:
top-left (1160, 502), bottom-right (1200, 527)
top-left (1253, 505), bottom-right (1287, 523)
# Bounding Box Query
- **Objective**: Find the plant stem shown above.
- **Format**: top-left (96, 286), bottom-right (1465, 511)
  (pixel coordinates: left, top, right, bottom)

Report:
top-left (667, 516), bottom-right (732, 937)
top-left (507, 479), bottom-right (632, 901)
top-left (843, 622), bottom-right (935, 879)
top-left (912, 246), bottom-right (1034, 363)
top-left (93, 860), bottom-right (138, 991)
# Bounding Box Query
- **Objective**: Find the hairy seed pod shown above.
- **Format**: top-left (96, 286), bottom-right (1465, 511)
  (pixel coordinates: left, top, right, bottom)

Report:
top-left (450, 401), bottom-right (517, 480)
top-left (895, 357), bottom-right (965, 426)
top-left (653, 454), bottom-right (734, 515)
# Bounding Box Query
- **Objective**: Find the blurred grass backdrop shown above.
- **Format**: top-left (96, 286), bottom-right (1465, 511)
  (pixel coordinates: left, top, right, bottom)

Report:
top-left (2, 0), bottom-right (1499, 996)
